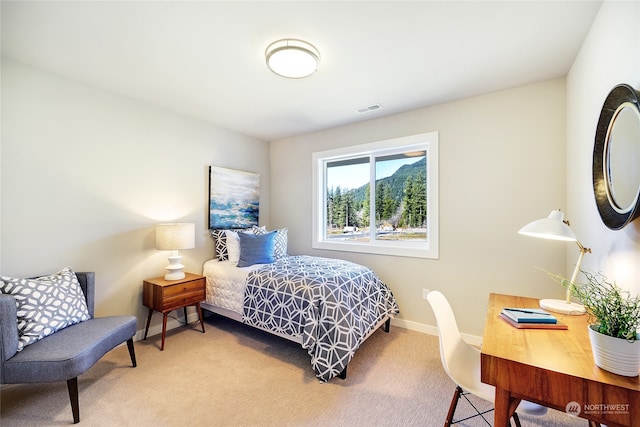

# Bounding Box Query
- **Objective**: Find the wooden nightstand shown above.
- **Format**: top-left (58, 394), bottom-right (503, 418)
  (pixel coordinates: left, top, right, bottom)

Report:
top-left (143, 272), bottom-right (206, 350)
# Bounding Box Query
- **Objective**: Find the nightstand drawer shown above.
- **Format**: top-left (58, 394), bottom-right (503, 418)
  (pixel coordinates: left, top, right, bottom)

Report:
top-left (162, 290), bottom-right (205, 311)
top-left (163, 280), bottom-right (204, 298)
top-left (143, 274), bottom-right (206, 313)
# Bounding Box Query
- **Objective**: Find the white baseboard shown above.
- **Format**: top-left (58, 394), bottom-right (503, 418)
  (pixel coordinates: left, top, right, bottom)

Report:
top-left (390, 317), bottom-right (483, 347)
top-left (137, 312), bottom-right (483, 348)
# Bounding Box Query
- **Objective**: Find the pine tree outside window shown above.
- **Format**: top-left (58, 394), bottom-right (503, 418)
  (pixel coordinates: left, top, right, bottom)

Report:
top-left (312, 132), bottom-right (439, 259)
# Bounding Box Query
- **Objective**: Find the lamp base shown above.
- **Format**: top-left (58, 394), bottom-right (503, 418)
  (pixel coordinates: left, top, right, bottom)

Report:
top-left (164, 270), bottom-right (186, 281)
top-left (539, 299), bottom-right (586, 315)
top-left (164, 253), bottom-right (185, 281)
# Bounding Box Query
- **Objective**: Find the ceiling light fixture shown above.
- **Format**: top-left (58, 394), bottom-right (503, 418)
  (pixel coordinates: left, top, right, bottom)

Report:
top-left (265, 39), bottom-right (320, 79)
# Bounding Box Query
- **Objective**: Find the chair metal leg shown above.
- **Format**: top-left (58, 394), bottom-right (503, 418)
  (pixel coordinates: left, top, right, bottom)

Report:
top-left (512, 412), bottom-right (522, 427)
top-left (445, 386), bottom-right (462, 427)
top-left (66, 377), bottom-right (80, 424)
top-left (445, 385), bottom-right (517, 427)
top-left (126, 338), bottom-right (137, 367)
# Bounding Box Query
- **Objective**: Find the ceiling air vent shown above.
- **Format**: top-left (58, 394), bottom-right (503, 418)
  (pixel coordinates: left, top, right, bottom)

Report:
top-left (356, 104), bottom-right (382, 114)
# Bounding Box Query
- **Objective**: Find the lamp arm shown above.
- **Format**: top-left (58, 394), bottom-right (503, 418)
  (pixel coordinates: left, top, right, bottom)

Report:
top-left (565, 240), bottom-right (592, 303)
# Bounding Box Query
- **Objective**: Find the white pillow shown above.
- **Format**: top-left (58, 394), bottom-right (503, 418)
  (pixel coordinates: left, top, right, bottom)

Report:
top-left (225, 230), bottom-right (241, 263)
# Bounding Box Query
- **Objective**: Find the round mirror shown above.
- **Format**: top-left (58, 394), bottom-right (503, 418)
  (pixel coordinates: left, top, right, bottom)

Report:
top-left (605, 103), bottom-right (640, 212)
top-left (593, 84), bottom-right (640, 230)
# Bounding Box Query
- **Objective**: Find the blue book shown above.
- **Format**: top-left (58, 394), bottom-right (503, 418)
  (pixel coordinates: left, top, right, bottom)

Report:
top-left (501, 308), bottom-right (558, 324)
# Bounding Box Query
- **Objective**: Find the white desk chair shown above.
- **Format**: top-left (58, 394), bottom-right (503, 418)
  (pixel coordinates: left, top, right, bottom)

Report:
top-left (426, 290), bottom-right (548, 426)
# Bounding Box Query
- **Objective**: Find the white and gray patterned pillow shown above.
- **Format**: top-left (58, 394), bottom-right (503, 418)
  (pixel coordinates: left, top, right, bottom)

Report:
top-left (210, 229), bottom-right (228, 261)
top-left (273, 228), bottom-right (288, 259)
top-left (0, 266), bottom-right (90, 351)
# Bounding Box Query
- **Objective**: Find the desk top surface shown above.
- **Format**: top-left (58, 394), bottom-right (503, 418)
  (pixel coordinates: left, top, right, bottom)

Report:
top-left (481, 293), bottom-right (640, 391)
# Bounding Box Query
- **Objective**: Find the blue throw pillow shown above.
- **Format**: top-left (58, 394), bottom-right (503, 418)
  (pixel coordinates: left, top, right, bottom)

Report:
top-left (237, 231), bottom-right (276, 267)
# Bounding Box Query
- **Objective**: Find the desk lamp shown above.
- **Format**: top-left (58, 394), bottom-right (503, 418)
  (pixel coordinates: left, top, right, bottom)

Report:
top-left (156, 223), bottom-right (195, 280)
top-left (518, 210), bottom-right (590, 315)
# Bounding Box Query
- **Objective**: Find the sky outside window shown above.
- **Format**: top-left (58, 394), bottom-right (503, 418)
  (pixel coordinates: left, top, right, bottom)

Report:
top-left (327, 157), bottom-right (423, 190)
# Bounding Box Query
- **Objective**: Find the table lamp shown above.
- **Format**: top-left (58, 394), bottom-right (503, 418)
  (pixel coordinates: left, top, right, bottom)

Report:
top-left (518, 210), bottom-right (591, 315)
top-left (156, 223), bottom-right (195, 280)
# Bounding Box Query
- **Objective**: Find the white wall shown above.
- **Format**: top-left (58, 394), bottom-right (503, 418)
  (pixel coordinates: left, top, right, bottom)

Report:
top-left (567, 0), bottom-right (640, 295)
top-left (6, 1), bottom-right (634, 340)
top-left (271, 79), bottom-right (569, 337)
top-left (1, 60), bottom-right (270, 330)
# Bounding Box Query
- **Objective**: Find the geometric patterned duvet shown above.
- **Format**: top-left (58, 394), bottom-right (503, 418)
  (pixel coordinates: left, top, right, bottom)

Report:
top-left (243, 255), bottom-right (399, 382)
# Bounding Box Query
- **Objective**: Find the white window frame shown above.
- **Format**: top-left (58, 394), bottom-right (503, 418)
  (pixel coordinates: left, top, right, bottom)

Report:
top-left (312, 131), bottom-right (439, 259)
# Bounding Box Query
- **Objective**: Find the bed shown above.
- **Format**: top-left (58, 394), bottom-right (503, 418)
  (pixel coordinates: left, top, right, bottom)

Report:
top-left (202, 228), bottom-right (400, 382)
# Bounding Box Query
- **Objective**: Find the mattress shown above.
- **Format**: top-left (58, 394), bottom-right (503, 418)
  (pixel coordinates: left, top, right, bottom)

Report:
top-left (202, 258), bottom-right (263, 316)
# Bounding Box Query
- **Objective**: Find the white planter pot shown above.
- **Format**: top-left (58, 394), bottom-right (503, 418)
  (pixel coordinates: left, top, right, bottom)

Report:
top-left (587, 325), bottom-right (640, 377)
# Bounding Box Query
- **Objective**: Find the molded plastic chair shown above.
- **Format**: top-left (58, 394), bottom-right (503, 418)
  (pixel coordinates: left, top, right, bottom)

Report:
top-left (426, 290), bottom-right (547, 426)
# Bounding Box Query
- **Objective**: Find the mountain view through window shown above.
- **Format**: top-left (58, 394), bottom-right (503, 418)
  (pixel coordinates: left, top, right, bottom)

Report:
top-left (325, 152), bottom-right (427, 242)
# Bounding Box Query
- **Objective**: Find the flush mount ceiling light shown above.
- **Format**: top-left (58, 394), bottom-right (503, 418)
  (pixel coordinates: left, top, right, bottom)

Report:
top-left (265, 39), bottom-right (320, 79)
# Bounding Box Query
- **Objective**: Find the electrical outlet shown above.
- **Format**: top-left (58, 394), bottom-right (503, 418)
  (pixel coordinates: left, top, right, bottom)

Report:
top-left (422, 288), bottom-right (430, 300)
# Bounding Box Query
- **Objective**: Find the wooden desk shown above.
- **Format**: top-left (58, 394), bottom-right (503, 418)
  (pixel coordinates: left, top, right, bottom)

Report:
top-left (480, 293), bottom-right (640, 427)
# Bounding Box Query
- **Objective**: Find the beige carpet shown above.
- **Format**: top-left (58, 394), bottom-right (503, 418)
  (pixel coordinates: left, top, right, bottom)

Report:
top-left (1, 315), bottom-right (586, 426)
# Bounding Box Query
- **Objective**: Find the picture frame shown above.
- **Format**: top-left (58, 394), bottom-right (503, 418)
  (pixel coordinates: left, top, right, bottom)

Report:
top-left (208, 166), bottom-right (260, 229)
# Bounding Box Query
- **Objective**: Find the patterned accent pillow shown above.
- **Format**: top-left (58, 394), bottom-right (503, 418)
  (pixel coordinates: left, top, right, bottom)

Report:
top-left (210, 229), bottom-right (228, 261)
top-left (251, 225), bottom-right (267, 235)
top-left (273, 228), bottom-right (288, 259)
top-left (0, 267), bottom-right (90, 351)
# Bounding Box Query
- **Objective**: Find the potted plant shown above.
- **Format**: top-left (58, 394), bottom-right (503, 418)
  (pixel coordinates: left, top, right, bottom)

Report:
top-left (548, 270), bottom-right (640, 377)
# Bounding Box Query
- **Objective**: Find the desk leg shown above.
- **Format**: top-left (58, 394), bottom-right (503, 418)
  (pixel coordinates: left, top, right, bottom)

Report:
top-left (494, 387), bottom-right (517, 427)
top-left (143, 308), bottom-right (153, 340)
top-left (196, 302), bottom-right (205, 333)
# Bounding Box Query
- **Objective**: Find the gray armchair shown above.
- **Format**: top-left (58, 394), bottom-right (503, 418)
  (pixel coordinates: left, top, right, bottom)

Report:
top-left (0, 272), bottom-right (137, 423)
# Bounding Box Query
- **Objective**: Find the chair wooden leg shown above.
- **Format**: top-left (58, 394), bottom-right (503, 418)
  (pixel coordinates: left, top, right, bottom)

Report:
top-left (126, 338), bottom-right (137, 367)
top-left (445, 386), bottom-right (462, 427)
top-left (66, 377), bottom-right (80, 424)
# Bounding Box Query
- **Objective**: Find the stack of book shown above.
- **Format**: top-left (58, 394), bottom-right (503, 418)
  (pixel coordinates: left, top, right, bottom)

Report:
top-left (500, 307), bottom-right (568, 329)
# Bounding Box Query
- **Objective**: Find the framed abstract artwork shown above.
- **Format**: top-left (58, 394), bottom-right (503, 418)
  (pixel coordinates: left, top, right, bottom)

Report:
top-left (208, 166), bottom-right (260, 229)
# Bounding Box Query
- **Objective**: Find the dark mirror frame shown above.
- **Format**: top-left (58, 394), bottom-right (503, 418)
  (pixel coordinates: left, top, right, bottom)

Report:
top-left (593, 84), bottom-right (640, 230)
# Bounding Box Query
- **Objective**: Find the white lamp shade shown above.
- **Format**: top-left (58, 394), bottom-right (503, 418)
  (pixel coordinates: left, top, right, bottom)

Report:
top-left (156, 223), bottom-right (195, 250)
top-left (265, 39), bottom-right (320, 79)
top-left (518, 210), bottom-right (576, 242)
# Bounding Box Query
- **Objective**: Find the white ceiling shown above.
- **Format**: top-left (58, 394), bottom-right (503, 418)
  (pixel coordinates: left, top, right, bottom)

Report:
top-left (1, 1), bottom-right (602, 142)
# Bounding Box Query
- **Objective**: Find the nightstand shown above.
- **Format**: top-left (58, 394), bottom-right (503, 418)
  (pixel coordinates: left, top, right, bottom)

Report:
top-left (143, 272), bottom-right (206, 350)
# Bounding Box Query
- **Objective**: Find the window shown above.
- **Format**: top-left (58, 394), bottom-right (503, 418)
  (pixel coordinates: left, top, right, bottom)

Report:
top-left (312, 132), bottom-right (439, 258)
